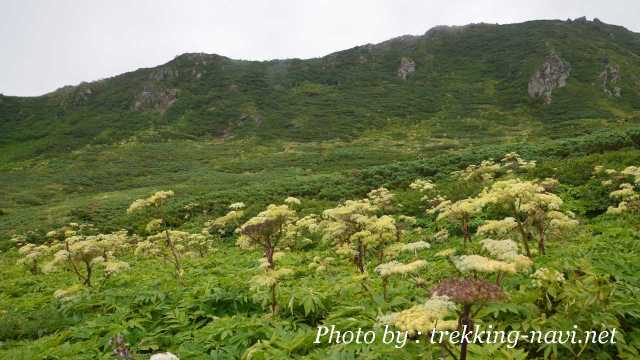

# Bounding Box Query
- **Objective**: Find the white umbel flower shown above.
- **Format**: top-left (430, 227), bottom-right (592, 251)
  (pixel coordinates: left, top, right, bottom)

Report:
top-left (150, 352), bottom-right (180, 360)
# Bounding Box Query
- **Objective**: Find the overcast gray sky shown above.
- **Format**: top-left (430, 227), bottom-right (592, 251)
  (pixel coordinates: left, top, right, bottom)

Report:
top-left (1, 0), bottom-right (638, 96)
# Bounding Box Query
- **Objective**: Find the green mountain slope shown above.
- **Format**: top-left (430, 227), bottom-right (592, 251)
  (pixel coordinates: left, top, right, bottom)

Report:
top-left (2, 18), bottom-right (640, 160)
top-left (2, 17), bottom-right (640, 237)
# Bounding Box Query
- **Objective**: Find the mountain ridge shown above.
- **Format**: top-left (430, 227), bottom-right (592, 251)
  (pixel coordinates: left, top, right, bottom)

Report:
top-left (1, 16), bottom-right (640, 161)
top-left (3, 16), bottom-right (636, 99)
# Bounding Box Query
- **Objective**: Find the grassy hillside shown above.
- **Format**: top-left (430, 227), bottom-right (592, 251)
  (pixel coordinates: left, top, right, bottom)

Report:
top-left (2, 147), bottom-right (640, 359)
top-left (2, 18), bottom-right (640, 237)
top-left (2, 19), bottom-right (640, 159)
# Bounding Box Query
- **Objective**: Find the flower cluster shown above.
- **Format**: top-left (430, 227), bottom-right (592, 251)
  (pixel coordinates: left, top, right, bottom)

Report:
top-left (475, 178), bottom-right (571, 256)
top-left (433, 198), bottom-right (486, 221)
top-left (435, 248), bottom-right (457, 257)
top-left (531, 267), bottom-right (566, 287)
top-left (386, 240), bottom-right (431, 257)
top-left (295, 215), bottom-right (321, 234)
top-left (375, 260), bottom-right (427, 277)
top-left (540, 178), bottom-right (560, 192)
top-left (451, 152), bottom-right (537, 183)
top-left (146, 218), bottom-right (164, 233)
top-left (378, 295), bottom-right (457, 335)
top-left (335, 242), bottom-right (357, 257)
top-left (453, 159), bottom-right (501, 182)
top-left (621, 166), bottom-right (640, 183)
top-left (409, 179), bottom-right (436, 193)
top-left (127, 190), bottom-right (175, 214)
top-left (239, 204), bottom-right (296, 247)
top-left (452, 255), bottom-right (517, 274)
top-left (432, 278), bottom-right (505, 305)
top-left (607, 183), bottom-right (640, 214)
top-left (281, 214), bottom-right (322, 249)
top-left (430, 197), bottom-right (485, 245)
top-left (397, 215), bottom-right (417, 225)
top-left (367, 187), bottom-right (395, 210)
top-left (476, 217), bottom-right (518, 238)
top-left (284, 196), bottom-right (302, 206)
top-left (501, 152), bottom-right (536, 171)
top-left (321, 199), bottom-right (399, 271)
top-left (39, 231), bottom-right (131, 289)
top-left (204, 210), bottom-right (245, 234)
top-left (593, 164), bottom-right (640, 214)
top-left (136, 230), bottom-right (215, 259)
top-left (423, 195), bottom-right (447, 210)
top-left (45, 222), bottom-right (97, 240)
top-left (610, 183), bottom-right (636, 199)
top-left (229, 202), bottom-right (246, 210)
top-left (323, 199), bottom-right (377, 225)
top-left (402, 240), bottom-right (431, 253)
top-left (433, 228), bottom-right (449, 243)
top-left (250, 268), bottom-right (294, 289)
top-left (477, 179), bottom-right (556, 211)
top-left (479, 238), bottom-right (532, 270)
top-left (546, 211), bottom-right (579, 234)
top-left (17, 243), bottom-right (51, 273)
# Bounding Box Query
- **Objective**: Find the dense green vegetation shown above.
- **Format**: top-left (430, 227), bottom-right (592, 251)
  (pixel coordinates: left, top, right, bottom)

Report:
top-left (2, 148), bottom-right (640, 359)
top-left (2, 17), bottom-right (640, 360)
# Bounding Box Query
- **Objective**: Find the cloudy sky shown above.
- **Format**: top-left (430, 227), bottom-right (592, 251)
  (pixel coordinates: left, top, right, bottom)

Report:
top-left (1, 0), bottom-right (639, 96)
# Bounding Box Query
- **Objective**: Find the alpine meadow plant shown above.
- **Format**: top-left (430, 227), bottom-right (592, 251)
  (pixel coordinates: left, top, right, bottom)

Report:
top-left (432, 278), bottom-right (506, 360)
top-left (42, 231), bottom-right (130, 295)
top-left (378, 294), bottom-right (458, 346)
top-left (16, 243), bottom-right (50, 274)
top-left (476, 178), bottom-right (575, 255)
top-left (321, 199), bottom-right (378, 272)
top-left (375, 259), bottom-right (427, 301)
top-left (238, 203), bottom-right (297, 314)
top-left (203, 202), bottom-right (246, 236)
top-left (595, 165), bottom-right (640, 214)
top-left (430, 197), bottom-right (485, 248)
top-left (135, 230), bottom-right (216, 279)
top-left (283, 214), bottom-right (322, 249)
top-left (367, 187), bottom-right (395, 212)
top-left (127, 190), bottom-right (188, 281)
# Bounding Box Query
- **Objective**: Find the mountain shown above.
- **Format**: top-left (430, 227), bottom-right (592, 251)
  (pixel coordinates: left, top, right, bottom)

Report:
top-left (2, 17), bottom-right (640, 161)
top-left (2, 17), bottom-right (640, 236)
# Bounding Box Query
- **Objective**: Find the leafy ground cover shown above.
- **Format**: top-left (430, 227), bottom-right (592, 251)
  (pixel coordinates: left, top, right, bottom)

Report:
top-left (2, 145), bottom-right (640, 359)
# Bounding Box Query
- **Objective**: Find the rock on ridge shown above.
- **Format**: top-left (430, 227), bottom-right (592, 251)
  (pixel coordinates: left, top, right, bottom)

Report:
top-left (600, 62), bottom-right (621, 97)
top-left (133, 85), bottom-right (177, 113)
top-left (397, 57), bottom-right (416, 80)
top-left (528, 53), bottom-right (571, 104)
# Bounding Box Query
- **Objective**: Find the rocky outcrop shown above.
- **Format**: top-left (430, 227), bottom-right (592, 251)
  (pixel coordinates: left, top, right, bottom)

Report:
top-left (133, 86), bottom-right (177, 113)
top-left (528, 53), bottom-right (571, 104)
top-left (147, 53), bottom-right (221, 82)
top-left (149, 66), bottom-right (179, 81)
top-left (51, 82), bottom-right (100, 106)
top-left (149, 65), bottom-right (204, 82)
top-left (574, 16), bottom-right (588, 24)
top-left (397, 57), bottom-right (416, 80)
top-left (600, 63), bottom-right (621, 97)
